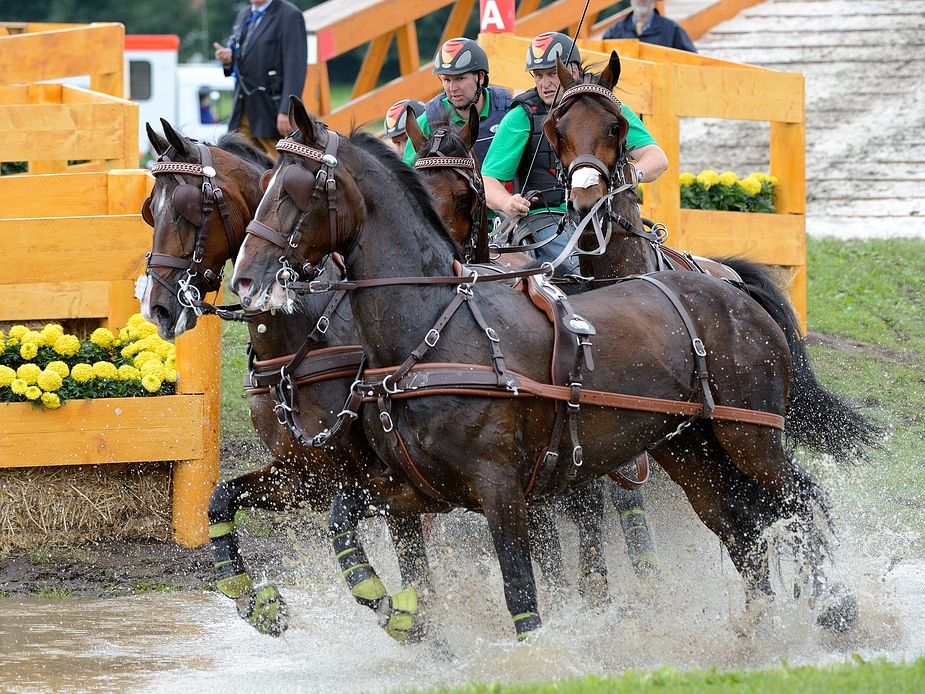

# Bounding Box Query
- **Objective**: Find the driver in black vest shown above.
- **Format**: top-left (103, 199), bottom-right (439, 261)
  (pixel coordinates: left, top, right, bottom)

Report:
top-left (482, 32), bottom-right (667, 276)
top-left (402, 37), bottom-right (512, 166)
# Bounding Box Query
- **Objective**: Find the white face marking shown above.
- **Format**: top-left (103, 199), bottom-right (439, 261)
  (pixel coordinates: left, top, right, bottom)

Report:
top-left (571, 167), bottom-right (601, 189)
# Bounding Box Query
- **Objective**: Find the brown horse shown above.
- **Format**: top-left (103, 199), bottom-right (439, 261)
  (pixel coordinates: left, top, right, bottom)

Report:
top-left (407, 110), bottom-right (661, 596)
top-left (138, 120), bottom-right (439, 639)
top-left (231, 98), bottom-right (864, 640)
top-left (545, 51), bottom-right (882, 464)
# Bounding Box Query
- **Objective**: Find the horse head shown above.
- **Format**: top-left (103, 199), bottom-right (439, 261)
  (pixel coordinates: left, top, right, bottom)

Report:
top-left (544, 51), bottom-right (656, 276)
top-left (232, 97), bottom-right (367, 313)
top-left (407, 105), bottom-right (489, 263)
top-left (139, 119), bottom-right (270, 339)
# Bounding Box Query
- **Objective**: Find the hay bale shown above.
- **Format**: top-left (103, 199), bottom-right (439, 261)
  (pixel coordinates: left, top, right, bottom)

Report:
top-left (0, 463), bottom-right (172, 557)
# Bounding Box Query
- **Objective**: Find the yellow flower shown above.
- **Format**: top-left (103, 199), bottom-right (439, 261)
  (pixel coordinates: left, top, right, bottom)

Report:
top-left (90, 327), bottom-right (116, 349)
top-left (7, 325), bottom-right (28, 344)
top-left (117, 364), bottom-right (141, 381)
top-left (133, 322), bottom-right (159, 339)
top-left (19, 342), bottom-right (39, 360)
top-left (0, 365), bottom-right (17, 387)
top-left (37, 369), bottom-right (63, 392)
top-left (163, 368), bottom-right (178, 384)
top-left (718, 170), bottom-right (738, 187)
top-left (141, 374), bottom-right (163, 393)
top-left (697, 169), bottom-right (720, 189)
top-left (739, 175), bottom-right (762, 196)
top-left (16, 363), bottom-right (41, 385)
top-left (21, 330), bottom-right (42, 346)
top-left (91, 361), bottom-right (119, 380)
top-left (41, 392), bottom-right (62, 409)
top-left (767, 175), bottom-right (778, 186)
top-left (39, 324), bottom-right (64, 347)
top-left (10, 379), bottom-right (28, 395)
top-left (127, 313), bottom-right (148, 329)
top-left (133, 351), bottom-right (159, 369)
top-left (679, 172), bottom-right (696, 187)
top-left (121, 336), bottom-right (159, 359)
top-left (47, 361), bottom-right (70, 379)
top-left (53, 334), bottom-right (82, 357)
top-left (140, 359), bottom-right (165, 377)
top-left (154, 341), bottom-right (174, 359)
top-left (24, 385), bottom-right (42, 401)
top-left (0, 330), bottom-right (4, 344)
top-left (71, 364), bottom-right (93, 383)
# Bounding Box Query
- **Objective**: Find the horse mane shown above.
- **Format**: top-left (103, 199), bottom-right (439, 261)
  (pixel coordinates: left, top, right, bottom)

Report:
top-left (349, 130), bottom-right (465, 260)
top-left (216, 130), bottom-right (276, 171)
top-left (417, 118), bottom-right (471, 159)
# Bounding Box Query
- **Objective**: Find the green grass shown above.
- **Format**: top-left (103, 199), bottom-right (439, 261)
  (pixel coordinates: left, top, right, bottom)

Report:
top-left (404, 658), bottom-right (925, 693)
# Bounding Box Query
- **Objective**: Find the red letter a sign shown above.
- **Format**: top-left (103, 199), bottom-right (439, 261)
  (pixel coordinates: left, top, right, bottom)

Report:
top-left (480, 0), bottom-right (515, 33)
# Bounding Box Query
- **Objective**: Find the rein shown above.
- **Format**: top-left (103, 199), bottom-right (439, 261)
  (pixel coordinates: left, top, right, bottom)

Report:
top-left (143, 143), bottom-right (240, 316)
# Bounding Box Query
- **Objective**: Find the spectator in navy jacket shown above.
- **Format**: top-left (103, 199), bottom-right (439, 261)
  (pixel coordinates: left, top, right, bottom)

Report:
top-left (602, 0), bottom-right (697, 53)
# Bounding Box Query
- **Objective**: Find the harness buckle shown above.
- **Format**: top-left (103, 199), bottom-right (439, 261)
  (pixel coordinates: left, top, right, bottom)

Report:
top-left (316, 315), bottom-right (330, 333)
top-left (572, 445), bottom-right (583, 467)
top-left (485, 327), bottom-right (500, 343)
top-left (692, 338), bottom-right (707, 357)
top-left (425, 329), bottom-right (440, 347)
top-left (382, 374), bottom-right (401, 395)
top-left (379, 410), bottom-right (394, 433)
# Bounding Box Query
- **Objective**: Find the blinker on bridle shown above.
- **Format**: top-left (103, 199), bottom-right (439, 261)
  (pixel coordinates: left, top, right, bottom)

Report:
top-left (243, 130), bottom-right (341, 290)
top-left (142, 143), bottom-right (238, 313)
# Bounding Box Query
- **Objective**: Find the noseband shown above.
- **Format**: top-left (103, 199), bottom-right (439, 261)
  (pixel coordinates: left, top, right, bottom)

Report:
top-left (412, 127), bottom-right (486, 262)
top-left (244, 130), bottom-right (341, 289)
top-left (545, 82), bottom-right (665, 249)
top-left (142, 143), bottom-right (239, 312)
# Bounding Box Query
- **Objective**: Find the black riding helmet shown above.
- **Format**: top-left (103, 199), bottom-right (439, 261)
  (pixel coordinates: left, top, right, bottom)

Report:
top-left (525, 31), bottom-right (581, 72)
top-left (433, 37), bottom-right (490, 88)
top-left (384, 99), bottom-right (426, 138)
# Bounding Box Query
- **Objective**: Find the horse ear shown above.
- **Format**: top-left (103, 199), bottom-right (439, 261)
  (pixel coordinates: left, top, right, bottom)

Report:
top-left (146, 122), bottom-right (169, 156)
top-left (288, 95), bottom-right (317, 144)
top-left (599, 50), bottom-right (622, 91)
top-left (459, 104), bottom-right (480, 151)
top-left (556, 56), bottom-right (575, 92)
top-left (160, 118), bottom-right (190, 157)
top-left (405, 105), bottom-right (427, 154)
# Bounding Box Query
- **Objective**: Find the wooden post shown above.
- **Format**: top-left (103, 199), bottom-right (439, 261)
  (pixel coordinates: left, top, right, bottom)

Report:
top-left (647, 61), bottom-right (682, 248)
top-left (171, 314), bottom-right (222, 547)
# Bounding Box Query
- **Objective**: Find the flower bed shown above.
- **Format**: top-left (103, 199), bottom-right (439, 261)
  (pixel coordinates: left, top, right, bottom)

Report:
top-left (680, 170), bottom-right (777, 213)
top-left (0, 314), bottom-right (176, 410)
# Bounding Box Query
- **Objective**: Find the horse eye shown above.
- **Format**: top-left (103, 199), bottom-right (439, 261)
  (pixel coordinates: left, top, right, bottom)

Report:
top-left (608, 123), bottom-right (622, 139)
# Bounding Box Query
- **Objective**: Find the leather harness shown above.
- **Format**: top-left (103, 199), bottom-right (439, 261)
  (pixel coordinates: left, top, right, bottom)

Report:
top-left (239, 129), bottom-right (787, 506)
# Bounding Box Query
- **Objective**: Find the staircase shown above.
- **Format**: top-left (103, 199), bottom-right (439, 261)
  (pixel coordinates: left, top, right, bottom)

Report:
top-left (679, 0), bottom-right (925, 239)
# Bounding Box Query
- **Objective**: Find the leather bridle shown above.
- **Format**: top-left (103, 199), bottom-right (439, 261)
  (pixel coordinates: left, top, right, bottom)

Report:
top-left (412, 125), bottom-right (486, 263)
top-left (244, 130), bottom-right (341, 290)
top-left (142, 143), bottom-right (239, 313)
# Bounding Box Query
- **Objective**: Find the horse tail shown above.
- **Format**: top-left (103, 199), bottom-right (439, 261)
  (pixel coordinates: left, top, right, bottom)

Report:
top-left (720, 257), bottom-right (883, 463)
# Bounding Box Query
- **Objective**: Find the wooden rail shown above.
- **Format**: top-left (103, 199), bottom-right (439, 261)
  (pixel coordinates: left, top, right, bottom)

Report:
top-left (482, 32), bottom-right (806, 327)
top-left (0, 168), bottom-right (220, 547)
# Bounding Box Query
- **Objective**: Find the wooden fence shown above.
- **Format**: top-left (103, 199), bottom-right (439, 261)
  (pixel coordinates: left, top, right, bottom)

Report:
top-left (0, 22), bottom-right (220, 547)
top-left (482, 32), bottom-right (806, 327)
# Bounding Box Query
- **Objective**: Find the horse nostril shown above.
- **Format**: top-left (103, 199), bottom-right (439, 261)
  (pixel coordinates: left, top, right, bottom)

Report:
top-left (241, 296), bottom-right (251, 308)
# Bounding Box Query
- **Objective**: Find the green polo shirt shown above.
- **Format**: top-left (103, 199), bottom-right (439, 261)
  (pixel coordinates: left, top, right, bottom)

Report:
top-left (401, 93), bottom-right (494, 166)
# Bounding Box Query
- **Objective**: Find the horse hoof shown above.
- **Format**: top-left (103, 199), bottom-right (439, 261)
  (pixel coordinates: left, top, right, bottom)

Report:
top-left (632, 551), bottom-right (662, 581)
top-left (815, 583), bottom-right (858, 634)
top-left (578, 570), bottom-right (610, 609)
top-left (237, 583), bottom-right (288, 636)
top-left (382, 588), bottom-right (423, 643)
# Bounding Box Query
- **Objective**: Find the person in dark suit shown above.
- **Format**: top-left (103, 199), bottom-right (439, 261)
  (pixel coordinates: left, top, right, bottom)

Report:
top-left (602, 0), bottom-right (697, 53)
top-left (213, 0), bottom-right (307, 157)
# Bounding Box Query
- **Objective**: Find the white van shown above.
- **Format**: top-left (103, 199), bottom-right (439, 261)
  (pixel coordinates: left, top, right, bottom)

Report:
top-left (124, 35), bottom-right (234, 158)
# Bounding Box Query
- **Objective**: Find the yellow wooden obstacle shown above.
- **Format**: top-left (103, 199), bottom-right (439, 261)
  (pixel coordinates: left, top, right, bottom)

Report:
top-left (482, 32), bottom-right (806, 330)
top-left (0, 23), bottom-right (220, 548)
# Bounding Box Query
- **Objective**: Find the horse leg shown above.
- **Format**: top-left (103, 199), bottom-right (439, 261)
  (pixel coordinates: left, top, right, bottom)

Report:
top-left (715, 425), bottom-right (859, 633)
top-left (527, 503), bottom-right (568, 592)
top-left (559, 480), bottom-right (610, 607)
top-left (385, 512), bottom-right (435, 604)
top-left (609, 474), bottom-right (661, 580)
top-left (329, 474), bottom-right (438, 643)
top-left (208, 461), bottom-right (300, 636)
top-left (478, 473), bottom-right (543, 640)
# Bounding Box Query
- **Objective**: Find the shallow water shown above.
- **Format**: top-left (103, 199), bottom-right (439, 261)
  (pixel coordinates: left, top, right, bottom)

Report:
top-left (1, 470), bottom-right (922, 694)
